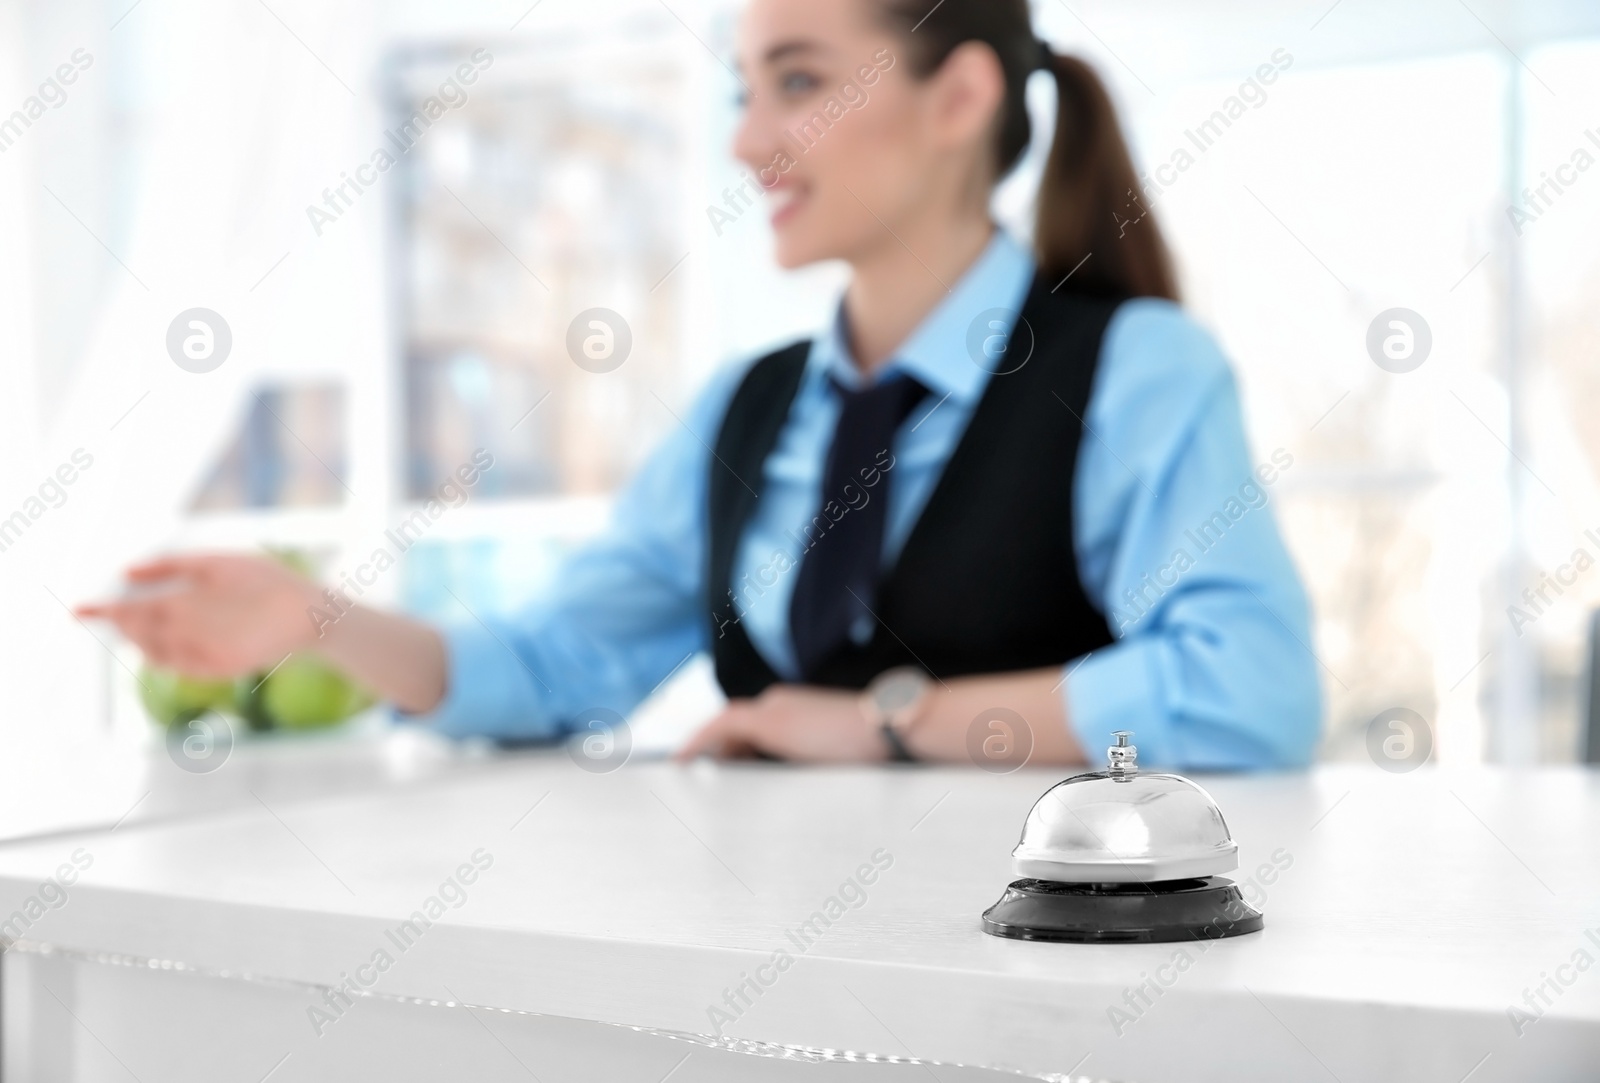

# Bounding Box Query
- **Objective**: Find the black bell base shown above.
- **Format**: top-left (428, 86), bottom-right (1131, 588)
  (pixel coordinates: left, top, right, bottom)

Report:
top-left (981, 876), bottom-right (1264, 944)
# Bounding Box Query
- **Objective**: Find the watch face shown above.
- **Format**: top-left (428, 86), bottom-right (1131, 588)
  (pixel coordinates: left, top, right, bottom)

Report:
top-left (874, 668), bottom-right (928, 714)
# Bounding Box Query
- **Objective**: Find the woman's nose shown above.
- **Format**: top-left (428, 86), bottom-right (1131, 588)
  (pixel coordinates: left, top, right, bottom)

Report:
top-left (731, 93), bottom-right (773, 174)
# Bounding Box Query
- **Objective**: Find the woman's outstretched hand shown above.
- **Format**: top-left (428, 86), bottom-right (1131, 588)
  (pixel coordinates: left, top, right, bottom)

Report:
top-left (77, 553), bottom-right (450, 714)
top-left (75, 553), bottom-right (325, 679)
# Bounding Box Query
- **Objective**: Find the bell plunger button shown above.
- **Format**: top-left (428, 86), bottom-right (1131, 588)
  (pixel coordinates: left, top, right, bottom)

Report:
top-left (981, 730), bottom-right (1265, 943)
top-left (1107, 730), bottom-right (1136, 781)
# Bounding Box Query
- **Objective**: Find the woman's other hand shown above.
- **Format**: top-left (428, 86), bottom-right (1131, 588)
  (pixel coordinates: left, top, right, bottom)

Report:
top-left (675, 667), bottom-right (1085, 766)
top-left (76, 553), bottom-right (325, 679)
top-left (676, 684), bottom-right (887, 764)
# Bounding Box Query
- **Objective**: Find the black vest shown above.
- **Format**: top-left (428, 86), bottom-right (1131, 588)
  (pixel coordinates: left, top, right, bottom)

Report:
top-left (707, 274), bottom-right (1119, 697)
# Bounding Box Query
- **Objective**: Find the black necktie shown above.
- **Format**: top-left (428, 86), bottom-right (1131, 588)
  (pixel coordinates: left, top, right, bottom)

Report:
top-left (789, 372), bottom-right (929, 680)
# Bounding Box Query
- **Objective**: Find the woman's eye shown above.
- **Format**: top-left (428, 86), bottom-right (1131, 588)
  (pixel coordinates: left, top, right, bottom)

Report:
top-left (733, 69), bottom-right (820, 109)
top-left (778, 70), bottom-right (819, 95)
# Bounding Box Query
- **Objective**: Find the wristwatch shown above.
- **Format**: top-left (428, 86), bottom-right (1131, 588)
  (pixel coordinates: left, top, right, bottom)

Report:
top-left (861, 667), bottom-right (933, 762)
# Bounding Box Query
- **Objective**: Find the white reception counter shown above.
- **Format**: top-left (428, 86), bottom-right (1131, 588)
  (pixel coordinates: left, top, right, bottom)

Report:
top-left (0, 726), bottom-right (486, 846)
top-left (1, 754), bottom-right (1597, 1082)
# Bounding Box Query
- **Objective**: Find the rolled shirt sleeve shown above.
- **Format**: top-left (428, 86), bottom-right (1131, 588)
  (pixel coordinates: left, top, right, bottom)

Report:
top-left (1065, 299), bottom-right (1323, 770)
top-left (401, 363), bottom-right (749, 741)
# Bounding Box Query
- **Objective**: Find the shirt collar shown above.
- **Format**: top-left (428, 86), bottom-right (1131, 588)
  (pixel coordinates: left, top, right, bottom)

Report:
top-left (807, 228), bottom-right (1037, 405)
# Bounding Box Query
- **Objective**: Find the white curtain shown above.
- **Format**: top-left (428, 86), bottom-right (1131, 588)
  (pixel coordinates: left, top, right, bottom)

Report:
top-left (0, 0), bottom-right (386, 750)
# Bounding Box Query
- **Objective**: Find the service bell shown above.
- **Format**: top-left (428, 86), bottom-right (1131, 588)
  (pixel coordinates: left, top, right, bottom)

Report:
top-left (981, 732), bottom-right (1264, 943)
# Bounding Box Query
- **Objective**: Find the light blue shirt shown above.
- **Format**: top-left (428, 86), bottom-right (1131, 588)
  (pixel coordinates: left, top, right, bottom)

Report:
top-left (406, 230), bottom-right (1322, 769)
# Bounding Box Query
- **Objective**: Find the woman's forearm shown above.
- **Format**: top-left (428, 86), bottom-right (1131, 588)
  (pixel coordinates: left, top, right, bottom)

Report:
top-left (308, 605), bottom-right (449, 715)
top-left (904, 666), bottom-right (1087, 767)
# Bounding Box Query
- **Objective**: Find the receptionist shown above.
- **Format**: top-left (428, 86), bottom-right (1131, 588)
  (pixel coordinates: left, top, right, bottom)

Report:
top-left (81, 0), bottom-right (1321, 769)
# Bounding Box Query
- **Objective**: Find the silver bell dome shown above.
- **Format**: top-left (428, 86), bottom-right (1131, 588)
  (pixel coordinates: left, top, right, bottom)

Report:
top-left (1009, 732), bottom-right (1238, 883)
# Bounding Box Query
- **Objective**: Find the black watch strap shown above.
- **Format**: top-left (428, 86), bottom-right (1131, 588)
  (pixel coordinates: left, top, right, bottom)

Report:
top-left (879, 720), bottom-right (916, 763)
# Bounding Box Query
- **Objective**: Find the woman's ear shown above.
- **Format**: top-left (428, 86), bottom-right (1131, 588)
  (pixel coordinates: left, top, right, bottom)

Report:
top-left (923, 40), bottom-right (1007, 154)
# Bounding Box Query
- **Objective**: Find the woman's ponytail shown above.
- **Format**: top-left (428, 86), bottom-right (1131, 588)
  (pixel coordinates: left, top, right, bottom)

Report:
top-left (874, 0), bottom-right (1180, 302)
top-left (1035, 50), bottom-right (1180, 301)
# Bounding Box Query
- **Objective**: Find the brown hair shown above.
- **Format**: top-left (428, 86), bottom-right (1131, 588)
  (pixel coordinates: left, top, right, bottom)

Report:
top-left (871, 0), bottom-right (1180, 302)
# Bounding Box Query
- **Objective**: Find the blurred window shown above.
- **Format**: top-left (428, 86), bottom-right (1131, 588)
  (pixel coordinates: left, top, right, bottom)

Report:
top-left (390, 42), bottom-right (689, 501)
top-left (190, 385), bottom-right (348, 510)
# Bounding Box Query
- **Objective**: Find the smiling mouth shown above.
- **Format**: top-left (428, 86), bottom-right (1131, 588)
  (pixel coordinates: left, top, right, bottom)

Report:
top-left (766, 182), bottom-right (807, 226)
